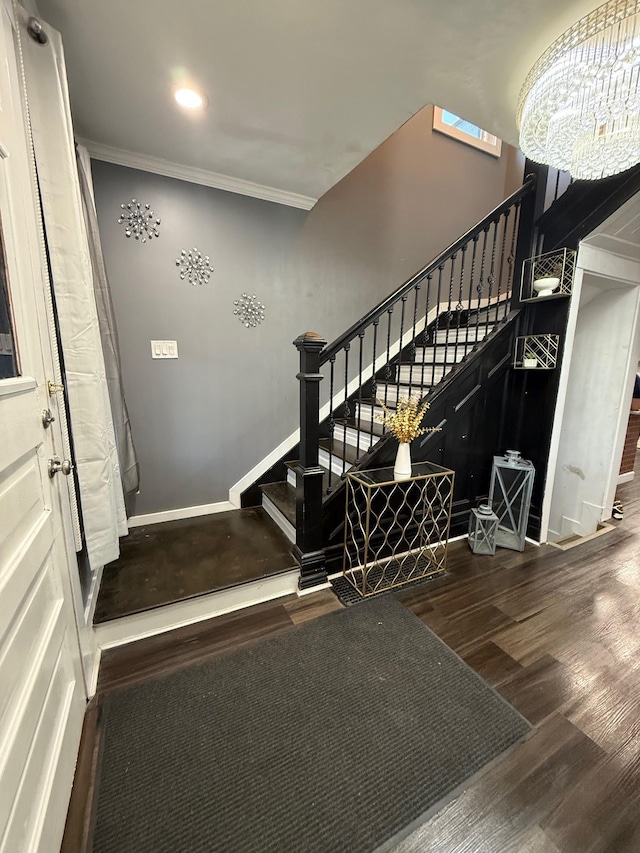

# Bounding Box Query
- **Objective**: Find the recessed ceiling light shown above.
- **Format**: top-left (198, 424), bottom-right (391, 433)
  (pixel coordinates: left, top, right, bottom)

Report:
top-left (174, 88), bottom-right (205, 110)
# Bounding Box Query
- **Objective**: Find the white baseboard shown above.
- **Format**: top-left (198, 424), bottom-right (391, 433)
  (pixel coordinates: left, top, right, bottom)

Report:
top-left (128, 500), bottom-right (235, 527)
top-left (297, 581), bottom-right (332, 595)
top-left (94, 568), bottom-right (300, 649)
top-left (618, 470), bottom-right (635, 484)
top-left (87, 647), bottom-right (101, 698)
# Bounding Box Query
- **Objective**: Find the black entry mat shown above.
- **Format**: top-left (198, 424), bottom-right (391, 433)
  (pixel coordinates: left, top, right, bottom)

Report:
top-left (92, 597), bottom-right (531, 853)
top-left (330, 571), bottom-right (444, 606)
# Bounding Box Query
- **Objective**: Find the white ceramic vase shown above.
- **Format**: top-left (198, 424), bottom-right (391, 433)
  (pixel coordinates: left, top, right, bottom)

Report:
top-left (394, 442), bottom-right (412, 481)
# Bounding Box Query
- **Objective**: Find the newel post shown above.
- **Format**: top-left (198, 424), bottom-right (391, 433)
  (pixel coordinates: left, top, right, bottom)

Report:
top-left (512, 163), bottom-right (548, 310)
top-left (293, 331), bottom-right (328, 590)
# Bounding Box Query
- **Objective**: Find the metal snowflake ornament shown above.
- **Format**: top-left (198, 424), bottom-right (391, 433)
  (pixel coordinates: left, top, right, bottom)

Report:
top-left (117, 199), bottom-right (161, 242)
top-left (175, 248), bottom-right (213, 286)
top-left (233, 292), bottom-right (266, 328)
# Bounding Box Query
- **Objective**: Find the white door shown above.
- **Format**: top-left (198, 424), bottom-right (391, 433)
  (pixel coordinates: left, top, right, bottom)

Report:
top-left (0, 3), bottom-right (86, 851)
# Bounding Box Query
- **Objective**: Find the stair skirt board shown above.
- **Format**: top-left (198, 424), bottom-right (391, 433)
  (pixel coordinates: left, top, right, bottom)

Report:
top-left (229, 298), bottom-right (503, 506)
top-left (262, 493), bottom-right (296, 543)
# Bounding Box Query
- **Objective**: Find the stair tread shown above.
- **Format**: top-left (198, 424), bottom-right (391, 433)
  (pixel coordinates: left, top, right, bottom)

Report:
top-left (319, 438), bottom-right (360, 465)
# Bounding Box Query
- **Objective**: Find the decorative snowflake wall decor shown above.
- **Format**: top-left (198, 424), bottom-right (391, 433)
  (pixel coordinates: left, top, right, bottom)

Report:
top-left (117, 199), bottom-right (161, 242)
top-left (175, 248), bottom-right (213, 286)
top-left (233, 292), bottom-right (266, 328)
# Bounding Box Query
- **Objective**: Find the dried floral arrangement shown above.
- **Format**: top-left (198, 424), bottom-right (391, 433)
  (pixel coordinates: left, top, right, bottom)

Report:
top-left (375, 396), bottom-right (440, 443)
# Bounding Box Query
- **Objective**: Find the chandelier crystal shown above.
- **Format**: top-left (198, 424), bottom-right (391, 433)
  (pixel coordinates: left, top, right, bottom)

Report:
top-left (517, 0), bottom-right (640, 180)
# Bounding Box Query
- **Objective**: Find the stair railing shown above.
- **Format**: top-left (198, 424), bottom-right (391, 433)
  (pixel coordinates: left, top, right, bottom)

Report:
top-left (293, 174), bottom-right (538, 588)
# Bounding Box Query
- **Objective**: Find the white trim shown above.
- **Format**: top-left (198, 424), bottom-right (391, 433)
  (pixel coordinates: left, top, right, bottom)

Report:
top-left (261, 494), bottom-right (295, 543)
top-left (0, 375), bottom-right (37, 396)
top-left (94, 568), bottom-right (300, 649)
top-left (83, 562), bottom-right (104, 626)
top-left (128, 500), bottom-right (235, 527)
top-left (297, 581), bottom-right (332, 595)
top-left (78, 138), bottom-right (317, 211)
top-left (617, 470), bottom-right (635, 484)
top-left (87, 648), bottom-right (101, 699)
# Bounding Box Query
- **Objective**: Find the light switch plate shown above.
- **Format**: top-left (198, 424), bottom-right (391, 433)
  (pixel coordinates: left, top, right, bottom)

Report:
top-left (150, 340), bottom-right (178, 359)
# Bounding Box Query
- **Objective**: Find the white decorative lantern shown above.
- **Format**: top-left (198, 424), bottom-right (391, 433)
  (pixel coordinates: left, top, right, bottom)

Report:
top-left (468, 503), bottom-right (499, 555)
top-left (488, 451), bottom-right (535, 552)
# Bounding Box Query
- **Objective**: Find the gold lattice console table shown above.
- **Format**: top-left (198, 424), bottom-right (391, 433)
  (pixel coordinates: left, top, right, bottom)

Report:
top-left (343, 463), bottom-right (455, 598)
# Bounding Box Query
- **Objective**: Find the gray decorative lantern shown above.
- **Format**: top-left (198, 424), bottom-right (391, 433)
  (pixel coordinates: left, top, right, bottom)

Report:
top-left (468, 503), bottom-right (499, 555)
top-left (488, 450), bottom-right (535, 551)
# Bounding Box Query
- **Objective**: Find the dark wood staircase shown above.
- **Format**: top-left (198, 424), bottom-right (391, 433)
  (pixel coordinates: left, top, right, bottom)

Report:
top-left (259, 300), bottom-right (510, 547)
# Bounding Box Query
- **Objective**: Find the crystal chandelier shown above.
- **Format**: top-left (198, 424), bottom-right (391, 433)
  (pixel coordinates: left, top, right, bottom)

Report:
top-left (517, 0), bottom-right (640, 180)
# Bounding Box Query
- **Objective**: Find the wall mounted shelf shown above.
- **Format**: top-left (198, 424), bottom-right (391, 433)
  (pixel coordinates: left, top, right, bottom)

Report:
top-left (513, 334), bottom-right (559, 370)
top-left (520, 248), bottom-right (575, 303)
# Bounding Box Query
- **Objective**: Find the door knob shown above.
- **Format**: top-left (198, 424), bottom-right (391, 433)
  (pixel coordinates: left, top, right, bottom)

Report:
top-left (48, 456), bottom-right (73, 478)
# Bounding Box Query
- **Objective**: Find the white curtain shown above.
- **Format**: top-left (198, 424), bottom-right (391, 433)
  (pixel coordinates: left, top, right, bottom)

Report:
top-left (18, 5), bottom-right (127, 569)
top-left (76, 145), bottom-right (140, 507)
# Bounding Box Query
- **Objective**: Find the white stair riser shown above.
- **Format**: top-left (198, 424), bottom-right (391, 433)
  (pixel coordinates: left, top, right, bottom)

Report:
top-left (434, 326), bottom-right (492, 344)
top-left (319, 447), bottom-right (352, 476)
top-left (398, 365), bottom-right (446, 384)
top-left (355, 404), bottom-right (384, 425)
top-left (414, 346), bottom-right (467, 364)
top-left (374, 385), bottom-right (414, 405)
top-left (261, 495), bottom-right (295, 543)
top-left (333, 423), bottom-right (376, 451)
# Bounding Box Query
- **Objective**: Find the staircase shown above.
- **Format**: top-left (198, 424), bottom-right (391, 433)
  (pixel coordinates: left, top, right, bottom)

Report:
top-left (239, 161), bottom-right (640, 590)
top-left (261, 300), bottom-right (506, 545)
top-left (247, 174), bottom-right (538, 587)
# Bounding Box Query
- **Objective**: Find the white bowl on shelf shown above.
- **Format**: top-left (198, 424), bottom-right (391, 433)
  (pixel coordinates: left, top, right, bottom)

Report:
top-left (532, 276), bottom-right (560, 298)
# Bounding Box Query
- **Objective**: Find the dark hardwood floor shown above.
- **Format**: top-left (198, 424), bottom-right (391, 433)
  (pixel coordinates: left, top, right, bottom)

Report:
top-left (94, 507), bottom-right (296, 623)
top-left (63, 469), bottom-right (640, 852)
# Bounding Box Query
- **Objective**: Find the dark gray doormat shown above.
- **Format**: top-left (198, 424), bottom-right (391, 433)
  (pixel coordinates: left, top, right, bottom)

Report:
top-left (93, 597), bottom-right (530, 853)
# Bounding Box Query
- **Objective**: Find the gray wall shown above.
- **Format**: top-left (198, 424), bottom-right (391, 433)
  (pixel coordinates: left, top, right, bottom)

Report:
top-left (92, 104), bottom-right (521, 515)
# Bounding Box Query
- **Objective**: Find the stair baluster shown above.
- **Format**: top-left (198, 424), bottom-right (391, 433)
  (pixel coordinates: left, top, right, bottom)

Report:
top-left (356, 331), bottom-right (365, 461)
top-left (496, 209), bottom-right (510, 319)
top-left (486, 221), bottom-right (499, 339)
top-left (455, 243), bottom-right (467, 354)
top-left (369, 318), bottom-right (379, 448)
top-left (327, 355), bottom-right (336, 491)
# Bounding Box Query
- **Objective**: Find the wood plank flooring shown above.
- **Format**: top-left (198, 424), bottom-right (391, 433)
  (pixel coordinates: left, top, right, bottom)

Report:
top-left (63, 470), bottom-right (640, 852)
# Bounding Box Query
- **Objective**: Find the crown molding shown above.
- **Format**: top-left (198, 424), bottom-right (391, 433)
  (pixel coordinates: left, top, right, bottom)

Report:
top-left (77, 139), bottom-right (317, 211)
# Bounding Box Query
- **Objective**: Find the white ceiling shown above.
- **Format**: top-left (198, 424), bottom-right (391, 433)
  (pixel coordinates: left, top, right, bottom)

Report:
top-left (37, 0), bottom-right (604, 202)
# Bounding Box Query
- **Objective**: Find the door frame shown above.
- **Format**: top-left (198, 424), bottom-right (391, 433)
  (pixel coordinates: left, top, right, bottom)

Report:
top-left (541, 194), bottom-right (640, 542)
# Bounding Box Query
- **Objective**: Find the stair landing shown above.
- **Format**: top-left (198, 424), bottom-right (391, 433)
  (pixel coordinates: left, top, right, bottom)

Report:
top-left (94, 507), bottom-right (297, 623)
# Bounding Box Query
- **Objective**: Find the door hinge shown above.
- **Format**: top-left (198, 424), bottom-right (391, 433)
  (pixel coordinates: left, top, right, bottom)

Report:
top-left (47, 380), bottom-right (65, 396)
